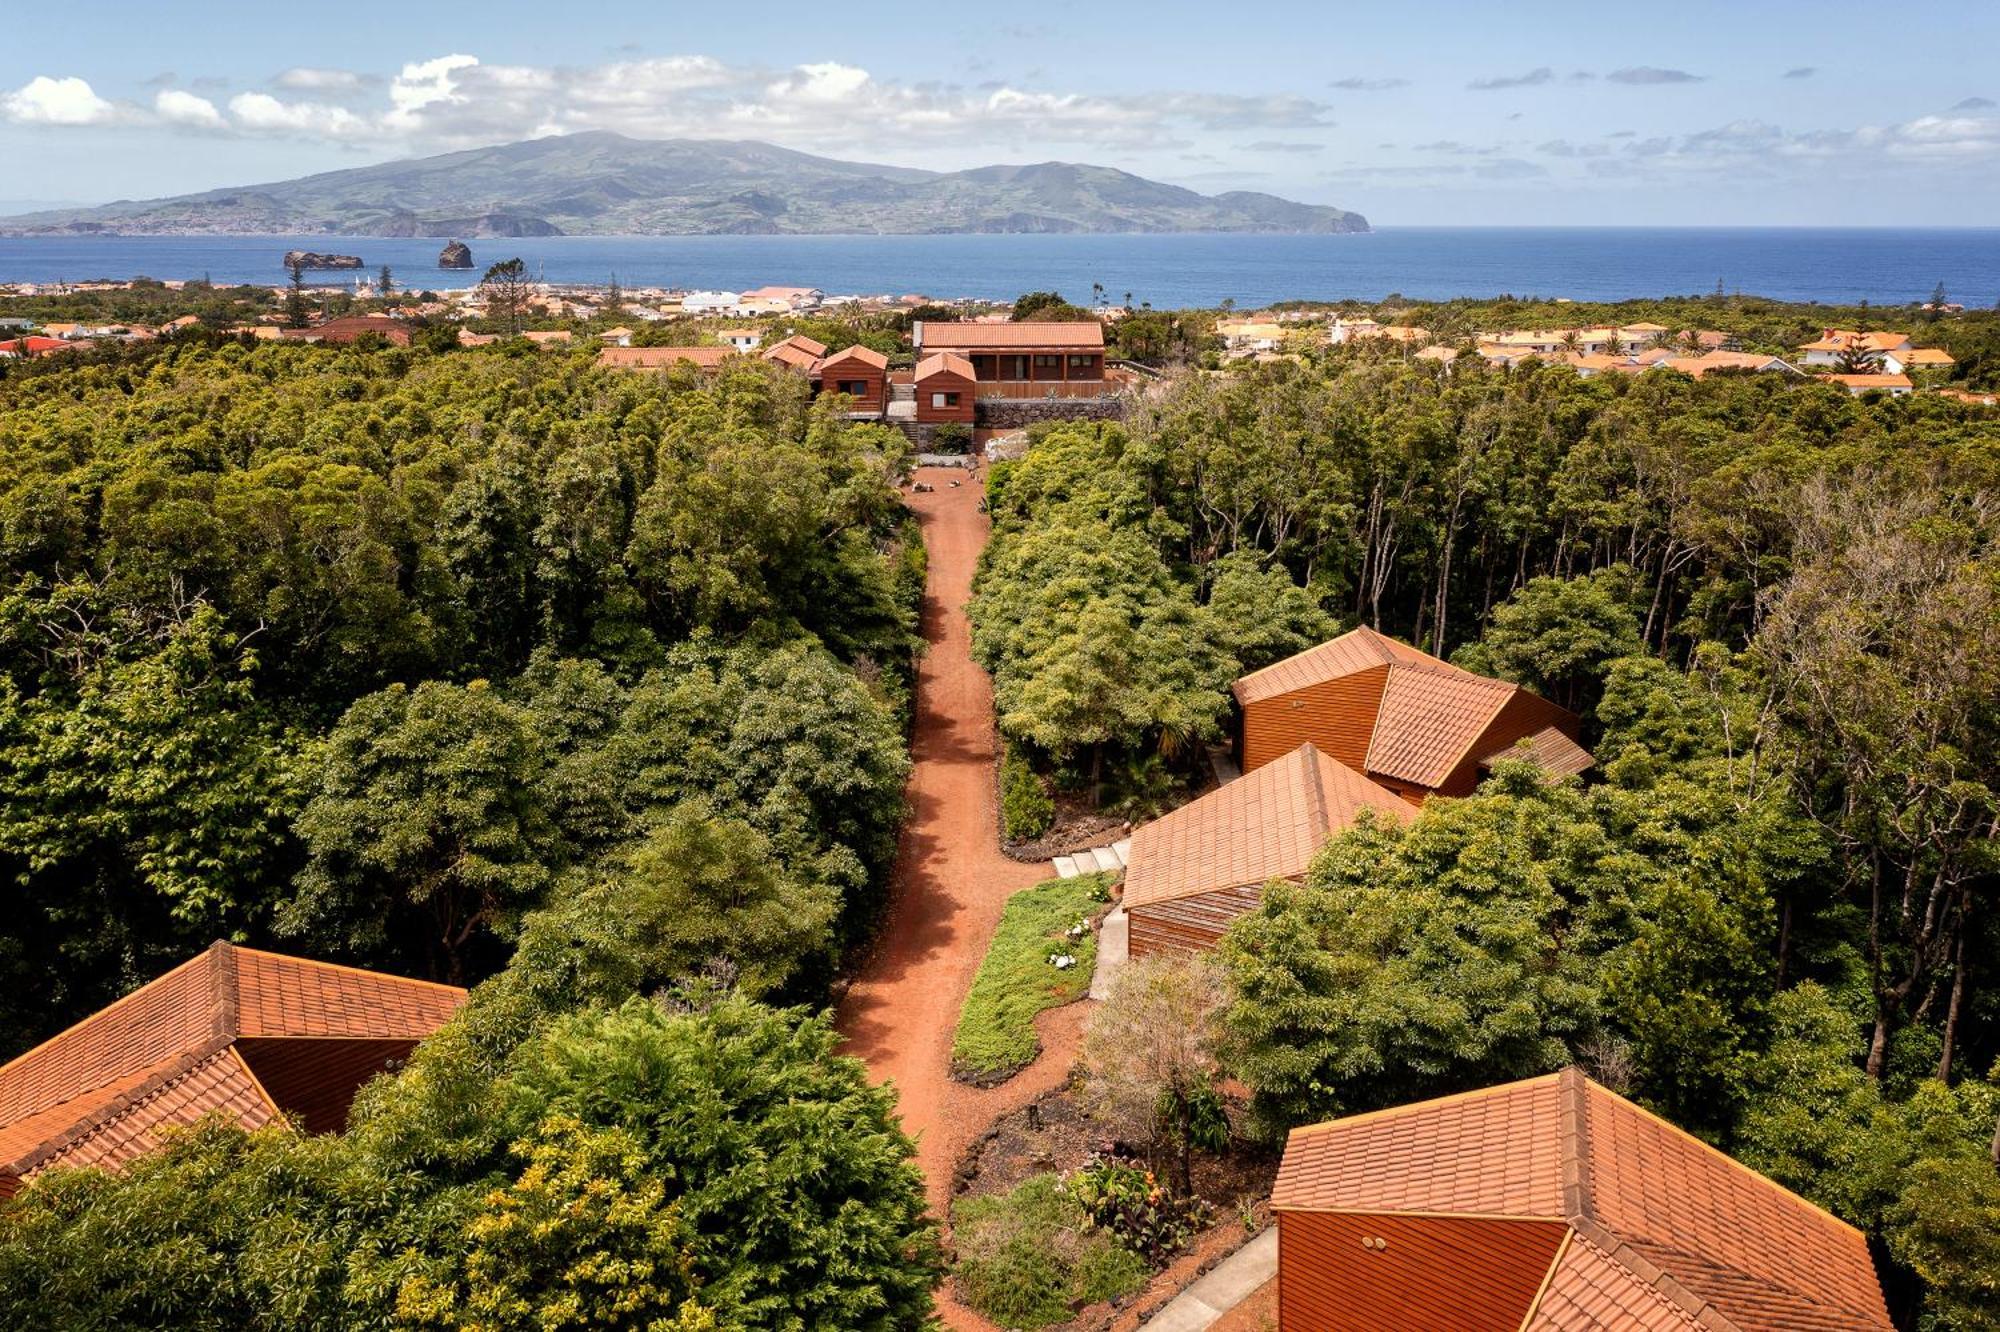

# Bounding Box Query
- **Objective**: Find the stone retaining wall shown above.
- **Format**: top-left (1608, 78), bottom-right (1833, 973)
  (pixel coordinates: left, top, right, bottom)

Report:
top-left (974, 397), bottom-right (1127, 430)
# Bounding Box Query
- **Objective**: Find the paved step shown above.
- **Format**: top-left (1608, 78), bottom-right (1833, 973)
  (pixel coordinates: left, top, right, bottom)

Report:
top-left (1052, 855), bottom-right (1080, 879)
top-left (1090, 845), bottom-right (1123, 873)
top-left (1112, 838), bottom-right (1131, 867)
top-left (1090, 907), bottom-right (1129, 1001)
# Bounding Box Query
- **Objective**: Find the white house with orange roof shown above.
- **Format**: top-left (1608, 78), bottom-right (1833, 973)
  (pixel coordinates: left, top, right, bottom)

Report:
top-left (1797, 329), bottom-right (1913, 367)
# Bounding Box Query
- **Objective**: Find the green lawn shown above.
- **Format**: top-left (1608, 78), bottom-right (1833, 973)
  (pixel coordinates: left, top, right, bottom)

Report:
top-left (950, 873), bottom-right (1110, 1084)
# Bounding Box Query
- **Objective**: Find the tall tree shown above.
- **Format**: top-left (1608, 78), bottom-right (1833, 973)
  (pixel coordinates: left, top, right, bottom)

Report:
top-left (1753, 477), bottom-right (2000, 1080)
top-left (281, 678), bottom-right (558, 982)
top-left (284, 261), bottom-right (309, 328)
top-left (481, 258), bottom-right (533, 336)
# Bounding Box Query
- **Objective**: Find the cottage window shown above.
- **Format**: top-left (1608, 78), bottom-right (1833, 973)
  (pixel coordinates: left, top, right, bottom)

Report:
top-left (837, 379), bottom-right (868, 396)
top-left (1068, 354), bottom-right (1096, 372)
top-left (931, 392), bottom-right (960, 409)
top-left (1033, 354), bottom-right (1061, 368)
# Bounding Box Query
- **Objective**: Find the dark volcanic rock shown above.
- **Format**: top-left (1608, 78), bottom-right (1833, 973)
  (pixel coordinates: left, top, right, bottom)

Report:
top-left (438, 240), bottom-right (474, 269)
top-left (283, 250), bottom-right (362, 270)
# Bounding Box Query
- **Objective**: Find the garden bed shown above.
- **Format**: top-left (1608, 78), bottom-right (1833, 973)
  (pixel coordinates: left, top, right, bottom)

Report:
top-left (1002, 794), bottom-right (1132, 863)
top-left (950, 874), bottom-right (1112, 1085)
top-left (948, 1084), bottom-right (1280, 1331)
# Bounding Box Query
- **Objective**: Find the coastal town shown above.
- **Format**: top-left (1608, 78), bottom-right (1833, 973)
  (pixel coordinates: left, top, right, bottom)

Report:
top-left (2, 269), bottom-right (1990, 422)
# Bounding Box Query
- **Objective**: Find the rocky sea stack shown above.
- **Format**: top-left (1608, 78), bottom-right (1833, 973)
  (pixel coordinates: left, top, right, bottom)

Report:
top-left (438, 240), bottom-right (473, 269)
top-left (283, 250), bottom-right (362, 270)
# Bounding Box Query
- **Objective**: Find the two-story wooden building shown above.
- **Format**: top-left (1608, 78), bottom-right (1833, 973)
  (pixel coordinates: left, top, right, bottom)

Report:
top-left (912, 321), bottom-right (1106, 391)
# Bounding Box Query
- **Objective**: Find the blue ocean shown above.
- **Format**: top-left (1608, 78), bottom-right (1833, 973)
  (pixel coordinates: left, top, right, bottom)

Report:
top-left (0, 228), bottom-right (1995, 308)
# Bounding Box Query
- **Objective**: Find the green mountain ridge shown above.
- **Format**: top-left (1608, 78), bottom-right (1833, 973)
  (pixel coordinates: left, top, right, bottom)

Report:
top-left (0, 131), bottom-right (1369, 237)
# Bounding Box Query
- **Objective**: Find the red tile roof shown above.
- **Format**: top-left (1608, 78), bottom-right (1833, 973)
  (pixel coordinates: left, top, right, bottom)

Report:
top-left (1482, 725), bottom-right (1596, 778)
top-left (1123, 743), bottom-right (1414, 909)
top-left (819, 344), bottom-right (889, 370)
top-left (762, 341), bottom-right (822, 371)
top-left (1827, 373), bottom-right (1913, 391)
top-left (1364, 662), bottom-right (1518, 788)
top-left (597, 346), bottom-right (735, 370)
top-left (917, 320), bottom-right (1105, 351)
top-left (1234, 627), bottom-right (1591, 790)
top-left (0, 942), bottom-right (462, 1194)
top-left (1275, 1069), bottom-right (1893, 1332)
top-left (1231, 626), bottom-right (1436, 706)
top-left (915, 351), bottom-right (975, 381)
top-left (0, 336), bottom-right (73, 357)
top-left (761, 333), bottom-right (828, 369)
top-left (36, 1049), bottom-right (279, 1179)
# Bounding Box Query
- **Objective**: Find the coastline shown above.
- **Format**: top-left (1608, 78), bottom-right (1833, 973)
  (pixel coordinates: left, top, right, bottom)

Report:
top-left (0, 227), bottom-right (1995, 307)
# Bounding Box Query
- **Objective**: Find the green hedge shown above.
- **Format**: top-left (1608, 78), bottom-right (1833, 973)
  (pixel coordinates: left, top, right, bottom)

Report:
top-left (951, 874), bottom-right (1108, 1083)
top-left (1001, 745), bottom-right (1056, 842)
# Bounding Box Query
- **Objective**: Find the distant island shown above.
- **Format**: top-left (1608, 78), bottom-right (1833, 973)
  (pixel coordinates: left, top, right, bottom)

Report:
top-left (0, 132), bottom-right (1369, 239)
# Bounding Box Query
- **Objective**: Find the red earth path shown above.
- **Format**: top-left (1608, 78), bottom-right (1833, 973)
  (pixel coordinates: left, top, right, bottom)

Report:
top-left (835, 467), bottom-right (1086, 1328)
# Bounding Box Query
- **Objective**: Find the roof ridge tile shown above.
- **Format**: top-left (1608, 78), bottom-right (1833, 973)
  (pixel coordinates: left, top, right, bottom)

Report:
top-left (1567, 1218), bottom-right (1744, 1332)
top-left (211, 939), bottom-right (238, 1041)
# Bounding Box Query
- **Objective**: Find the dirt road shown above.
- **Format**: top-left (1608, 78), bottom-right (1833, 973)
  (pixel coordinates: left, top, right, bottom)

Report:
top-left (835, 467), bottom-right (1083, 1327)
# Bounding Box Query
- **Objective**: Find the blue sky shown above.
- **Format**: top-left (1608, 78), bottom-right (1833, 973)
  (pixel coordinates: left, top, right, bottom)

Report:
top-left (4, 1), bottom-right (1998, 225)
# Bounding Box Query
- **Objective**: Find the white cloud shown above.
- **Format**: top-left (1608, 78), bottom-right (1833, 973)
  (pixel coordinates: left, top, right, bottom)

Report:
top-left (273, 67), bottom-right (369, 91)
top-left (0, 50), bottom-right (1338, 161)
top-left (155, 88), bottom-right (225, 129)
top-left (1469, 68), bottom-right (1553, 92)
top-left (1, 75), bottom-right (119, 126)
top-left (388, 53), bottom-right (480, 124)
top-left (770, 62), bottom-right (872, 105)
top-left (226, 91), bottom-right (371, 140)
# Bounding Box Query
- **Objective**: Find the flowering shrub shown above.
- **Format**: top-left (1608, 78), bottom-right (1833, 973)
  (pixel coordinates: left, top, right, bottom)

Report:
top-left (1062, 1154), bottom-right (1208, 1265)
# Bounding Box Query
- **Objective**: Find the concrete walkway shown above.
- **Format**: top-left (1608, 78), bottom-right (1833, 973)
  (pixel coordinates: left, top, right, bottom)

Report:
top-left (1089, 907), bottom-right (1129, 1001)
top-left (1053, 837), bottom-right (1130, 879)
top-left (1141, 1228), bottom-right (1278, 1332)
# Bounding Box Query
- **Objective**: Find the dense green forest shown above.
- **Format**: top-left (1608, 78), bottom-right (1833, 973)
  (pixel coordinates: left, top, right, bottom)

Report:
top-left (972, 352), bottom-right (2000, 1326)
top-left (0, 336), bottom-right (937, 1325)
top-left (0, 338), bottom-right (922, 1033)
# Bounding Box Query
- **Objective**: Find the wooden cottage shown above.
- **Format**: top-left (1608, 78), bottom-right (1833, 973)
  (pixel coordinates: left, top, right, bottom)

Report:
top-left (817, 344), bottom-right (889, 413)
top-left (914, 351), bottom-right (976, 425)
top-left (1231, 627), bottom-right (1590, 800)
top-left (761, 333), bottom-right (828, 372)
top-left (1121, 742), bottom-right (1413, 957)
top-left (0, 942), bottom-right (463, 1197)
top-left (1273, 1069), bottom-right (1894, 1332)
